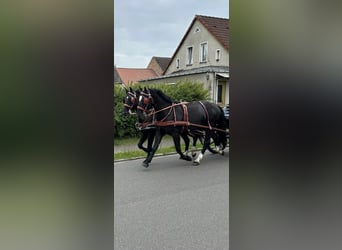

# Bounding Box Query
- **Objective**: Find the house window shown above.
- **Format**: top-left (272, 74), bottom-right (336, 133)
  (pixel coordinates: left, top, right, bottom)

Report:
top-left (176, 58), bottom-right (180, 69)
top-left (216, 49), bottom-right (221, 61)
top-left (200, 42), bottom-right (208, 63)
top-left (186, 46), bottom-right (193, 65)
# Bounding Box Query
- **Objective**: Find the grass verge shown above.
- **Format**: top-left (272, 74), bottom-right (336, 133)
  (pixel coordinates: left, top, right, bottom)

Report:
top-left (114, 145), bottom-right (181, 161)
top-left (114, 140), bottom-right (202, 161)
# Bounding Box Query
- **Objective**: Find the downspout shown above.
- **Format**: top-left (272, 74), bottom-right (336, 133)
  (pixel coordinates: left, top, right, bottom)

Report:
top-left (214, 72), bottom-right (218, 104)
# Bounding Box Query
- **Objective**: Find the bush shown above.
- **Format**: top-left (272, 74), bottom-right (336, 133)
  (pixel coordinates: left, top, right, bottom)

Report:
top-left (114, 85), bottom-right (139, 138)
top-left (114, 80), bottom-right (210, 139)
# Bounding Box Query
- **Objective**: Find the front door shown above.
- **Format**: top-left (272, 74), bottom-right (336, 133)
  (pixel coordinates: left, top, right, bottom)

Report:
top-left (217, 80), bottom-right (226, 106)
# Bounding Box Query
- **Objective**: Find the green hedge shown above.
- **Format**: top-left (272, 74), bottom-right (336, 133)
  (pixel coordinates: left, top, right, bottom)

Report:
top-left (114, 80), bottom-right (210, 139)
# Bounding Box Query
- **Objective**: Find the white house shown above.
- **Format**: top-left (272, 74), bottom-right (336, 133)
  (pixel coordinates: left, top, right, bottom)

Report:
top-left (139, 15), bottom-right (229, 107)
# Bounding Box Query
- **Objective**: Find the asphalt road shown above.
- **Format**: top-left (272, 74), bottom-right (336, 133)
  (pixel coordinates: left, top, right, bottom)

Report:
top-left (114, 151), bottom-right (229, 250)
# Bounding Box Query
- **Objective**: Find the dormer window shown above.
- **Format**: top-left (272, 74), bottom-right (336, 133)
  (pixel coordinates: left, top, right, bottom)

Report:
top-left (216, 49), bottom-right (221, 61)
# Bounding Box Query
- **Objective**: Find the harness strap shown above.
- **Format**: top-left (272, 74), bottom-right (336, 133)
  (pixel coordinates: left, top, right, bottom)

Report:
top-left (181, 102), bottom-right (189, 125)
top-left (198, 101), bottom-right (212, 130)
top-left (155, 120), bottom-right (226, 133)
top-left (144, 100), bottom-right (225, 132)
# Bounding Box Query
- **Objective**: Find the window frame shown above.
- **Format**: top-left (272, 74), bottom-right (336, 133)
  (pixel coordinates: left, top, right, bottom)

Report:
top-left (200, 42), bottom-right (208, 63)
top-left (216, 49), bottom-right (221, 61)
top-left (186, 46), bottom-right (193, 65)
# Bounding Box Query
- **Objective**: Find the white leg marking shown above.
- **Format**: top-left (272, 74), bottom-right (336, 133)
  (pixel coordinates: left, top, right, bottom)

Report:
top-left (194, 152), bottom-right (203, 163)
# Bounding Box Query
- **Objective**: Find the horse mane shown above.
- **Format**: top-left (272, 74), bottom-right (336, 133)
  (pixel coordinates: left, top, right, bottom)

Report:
top-left (150, 88), bottom-right (174, 103)
top-left (135, 89), bottom-right (141, 96)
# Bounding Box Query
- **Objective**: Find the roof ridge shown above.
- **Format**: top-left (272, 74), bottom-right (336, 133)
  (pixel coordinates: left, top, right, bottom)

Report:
top-left (195, 14), bottom-right (229, 20)
top-left (117, 67), bottom-right (154, 70)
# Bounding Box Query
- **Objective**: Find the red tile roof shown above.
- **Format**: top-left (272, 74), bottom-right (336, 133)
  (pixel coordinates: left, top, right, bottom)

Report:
top-left (153, 57), bottom-right (171, 72)
top-left (197, 15), bottom-right (229, 50)
top-left (164, 15), bottom-right (229, 74)
top-left (116, 68), bottom-right (157, 85)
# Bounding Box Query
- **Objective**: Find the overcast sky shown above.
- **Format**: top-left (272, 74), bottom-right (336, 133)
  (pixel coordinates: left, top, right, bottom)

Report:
top-left (114, 0), bottom-right (229, 68)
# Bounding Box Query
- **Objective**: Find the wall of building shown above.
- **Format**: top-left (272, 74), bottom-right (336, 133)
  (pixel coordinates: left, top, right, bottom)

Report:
top-left (140, 72), bottom-right (231, 104)
top-left (147, 58), bottom-right (163, 76)
top-left (165, 20), bottom-right (229, 75)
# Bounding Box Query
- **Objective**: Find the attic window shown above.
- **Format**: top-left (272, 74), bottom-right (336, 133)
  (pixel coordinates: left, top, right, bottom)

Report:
top-left (176, 58), bottom-right (180, 69)
top-left (216, 49), bottom-right (221, 61)
top-left (194, 27), bottom-right (200, 33)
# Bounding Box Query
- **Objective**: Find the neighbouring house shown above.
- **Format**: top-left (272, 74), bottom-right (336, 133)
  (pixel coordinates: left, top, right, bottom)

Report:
top-left (114, 66), bottom-right (157, 86)
top-left (114, 65), bottom-right (121, 84)
top-left (138, 15), bottom-right (229, 107)
top-left (147, 56), bottom-right (171, 76)
top-left (114, 57), bottom-right (171, 86)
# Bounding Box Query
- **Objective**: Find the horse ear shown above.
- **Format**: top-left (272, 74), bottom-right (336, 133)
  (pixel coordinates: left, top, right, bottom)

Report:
top-left (129, 87), bottom-right (133, 93)
top-left (143, 86), bottom-right (147, 92)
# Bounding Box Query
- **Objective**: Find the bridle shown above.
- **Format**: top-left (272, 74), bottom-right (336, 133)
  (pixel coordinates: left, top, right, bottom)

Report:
top-left (137, 90), bottom-right (153, 112)
top-left (123, 91), bottom-right (137, 111)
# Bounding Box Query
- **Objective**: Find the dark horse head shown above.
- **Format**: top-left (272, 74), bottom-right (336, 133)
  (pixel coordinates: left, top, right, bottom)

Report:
top-left (122, 87), bottom-right (137, 116)
top-left (136, 87), bottom-right (158, 122)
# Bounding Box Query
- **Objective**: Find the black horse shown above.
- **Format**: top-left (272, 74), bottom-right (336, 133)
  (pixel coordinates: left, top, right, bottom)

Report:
top-left (122, 88), bottom-right (156, 162)
top-left (137, 87), bottom-right (227, 166)
top-left (122, 87), bottom-right (194, 166)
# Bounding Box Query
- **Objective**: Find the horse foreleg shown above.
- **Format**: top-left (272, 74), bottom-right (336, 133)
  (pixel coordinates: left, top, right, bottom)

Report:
top-left (191, 136), bottom-right (198, 158)
top-left (146, 129), bottom-right (156, 158)
top-left (137, 131), bottom-right (149, 153)
top-left (143, 130), bottom-right (163, 167)
top-left (180, 132), bottom-right (192, 159)
top-left (193, 132), bottom-right (210, 166)
top-left (173, 133), bottom-right (192, 162)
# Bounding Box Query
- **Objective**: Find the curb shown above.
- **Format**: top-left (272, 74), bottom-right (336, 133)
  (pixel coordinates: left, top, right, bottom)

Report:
top-left (114, 152), bottom-right (179, 163)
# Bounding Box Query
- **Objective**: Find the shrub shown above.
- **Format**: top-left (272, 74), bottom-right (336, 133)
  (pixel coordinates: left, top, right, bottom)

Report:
top-left (114, 85), bottom-right (139, 138)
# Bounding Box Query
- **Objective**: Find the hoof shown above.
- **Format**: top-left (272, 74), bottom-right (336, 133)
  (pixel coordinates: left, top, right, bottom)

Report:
top-left (192, 153), bottom-right (197, 158)
top-left (184, 155), bottom-right (192, 161)
top-left (180, 155), bottom-right (192, 161)
top-left (142, 161), bottom-right (149, 168)
top-left (193, 161), bottom-right (200, 166)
